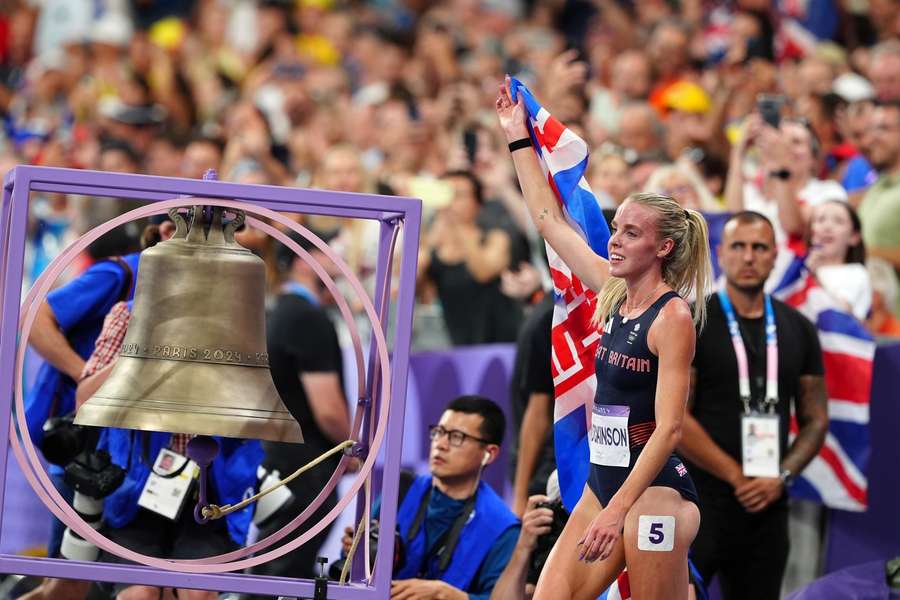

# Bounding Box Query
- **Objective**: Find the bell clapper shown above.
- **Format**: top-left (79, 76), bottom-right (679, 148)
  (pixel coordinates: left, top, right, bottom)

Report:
top-left (198, 439), bottom-right (356, 522)
top-left (187, 435), bottom-right (221, 524)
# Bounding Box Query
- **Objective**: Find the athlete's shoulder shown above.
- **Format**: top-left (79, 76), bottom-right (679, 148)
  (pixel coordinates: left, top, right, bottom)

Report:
top-left (658, 293), bottom-right (693, 327)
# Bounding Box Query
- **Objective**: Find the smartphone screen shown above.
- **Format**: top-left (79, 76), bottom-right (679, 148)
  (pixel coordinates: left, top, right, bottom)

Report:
top-left (463, 129), bottom-right (478, 165)
top-left (757, 95), bottom-right (784, 129)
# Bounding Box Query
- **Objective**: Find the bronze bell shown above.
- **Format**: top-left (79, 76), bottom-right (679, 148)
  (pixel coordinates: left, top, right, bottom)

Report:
top-left (75, 205), bottom-right (304, 443)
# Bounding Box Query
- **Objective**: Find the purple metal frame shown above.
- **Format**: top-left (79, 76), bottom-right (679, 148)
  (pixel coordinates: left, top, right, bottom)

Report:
top-left (0, 166), bottom-right (422, 598)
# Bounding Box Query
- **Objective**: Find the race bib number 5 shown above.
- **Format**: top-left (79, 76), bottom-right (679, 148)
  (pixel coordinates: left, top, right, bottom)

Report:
top-left (637, 515), bottom-right (675, 551)
top-left (589, 405), bottom-right (630, 467)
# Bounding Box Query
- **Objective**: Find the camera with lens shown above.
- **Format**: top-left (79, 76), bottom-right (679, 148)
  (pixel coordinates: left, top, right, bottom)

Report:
top-left (528, 500), bottom-right (569, 584)
top-left (41, 412), bottom-right (92, 467)
top-left (58, 449), bottom-right (126, 562)
top-left (63, 449), bottom-right (126, 500)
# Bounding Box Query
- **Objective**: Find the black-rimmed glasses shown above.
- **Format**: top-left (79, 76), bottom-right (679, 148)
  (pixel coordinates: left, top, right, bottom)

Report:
top-left (428, 425), bottom-right (490, 447)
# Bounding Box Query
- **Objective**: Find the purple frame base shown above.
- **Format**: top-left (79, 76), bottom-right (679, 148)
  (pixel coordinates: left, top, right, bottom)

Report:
top-left (0, 166), bottom-right (422, 598)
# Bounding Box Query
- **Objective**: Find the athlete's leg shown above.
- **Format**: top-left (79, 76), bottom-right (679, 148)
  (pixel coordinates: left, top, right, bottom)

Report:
top-left (622, 486), bottom-right (700, 600)
top-left (533, 484), bottom-right (626, 600)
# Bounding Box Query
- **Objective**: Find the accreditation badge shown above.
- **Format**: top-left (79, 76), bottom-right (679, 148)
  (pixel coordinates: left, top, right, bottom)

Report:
top-left (741, 414), bottom-right (780, 478)
top-left (589, 405), bottom-right (630, 467)
top-left (138, 448), bottom-right (199, 520)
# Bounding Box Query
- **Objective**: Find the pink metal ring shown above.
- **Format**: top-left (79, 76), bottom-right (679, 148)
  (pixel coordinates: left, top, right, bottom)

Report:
top-left (12, 197), bottom-right (392, 573)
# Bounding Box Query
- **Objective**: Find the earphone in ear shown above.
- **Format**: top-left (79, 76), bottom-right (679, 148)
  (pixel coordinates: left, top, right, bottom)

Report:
top-left (481, 451), bottom-right (490, 467)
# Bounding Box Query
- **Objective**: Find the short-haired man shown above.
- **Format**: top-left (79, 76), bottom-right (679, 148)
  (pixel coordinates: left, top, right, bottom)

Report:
top-left (390, 395), bottom-right (520, 600)
top-left (679, 212), bottom-right (828, 599)
top-left (859, 102), bottom-right (900, 308)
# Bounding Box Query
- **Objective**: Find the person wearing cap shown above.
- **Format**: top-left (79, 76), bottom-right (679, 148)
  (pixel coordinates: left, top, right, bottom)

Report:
top-left (246, 228), bottom-right (352, 591)
top-left (830, 75), bottom-right (878, 198)
top-left (660, 81), bottom-right (716, 161)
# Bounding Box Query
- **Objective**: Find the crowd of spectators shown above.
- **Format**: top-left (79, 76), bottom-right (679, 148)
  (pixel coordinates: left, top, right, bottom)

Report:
top-left (4, 1), bottom-right (900, 598)
top-left (3, 0), bottom-right (900, 344)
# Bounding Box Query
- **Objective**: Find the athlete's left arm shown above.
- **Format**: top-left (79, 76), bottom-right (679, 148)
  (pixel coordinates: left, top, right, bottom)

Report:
top-left (611, 299), bottom-right (696, 511)
top-left (782, 374), bottom-right (828, 477)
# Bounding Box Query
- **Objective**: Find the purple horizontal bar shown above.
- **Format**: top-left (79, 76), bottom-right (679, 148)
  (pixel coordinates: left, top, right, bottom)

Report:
top-left (28, 181), bottom-right (394, 221)
top-left (0, 555), bottom-right (375, 598)
top-left (20, 165), bottom-right (418, 217)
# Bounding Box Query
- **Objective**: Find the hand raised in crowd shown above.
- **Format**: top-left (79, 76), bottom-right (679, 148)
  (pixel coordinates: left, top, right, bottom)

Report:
top-left (733, 112), bottom-right (764, 157)
top-left (755, 122), bottom-right (792, 174)
top-left (516, 495), bottom-right (555, 553)
top-left (495, 77), bottom-right (530, 143)
top-left (543, 49), bottom-right (589, 105)
top-left (735, 477), bottom-right (784, 513)
top-left (500, 262), bottom-right (542, 301)
top-left (391, 577), bottom-right (466, 600)
top-left (577, 503), bottom-right (626, 562)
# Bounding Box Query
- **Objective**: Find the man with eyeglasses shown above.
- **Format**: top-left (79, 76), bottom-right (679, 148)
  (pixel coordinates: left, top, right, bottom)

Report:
top-left (388, 395), bottom-right (520, 600)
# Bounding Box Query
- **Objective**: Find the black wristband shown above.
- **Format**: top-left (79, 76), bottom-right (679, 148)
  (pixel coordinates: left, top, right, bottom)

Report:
top-left (768, 168), bottom-right (792, 180)
top-left (508, 138), bottom-right (531, 153)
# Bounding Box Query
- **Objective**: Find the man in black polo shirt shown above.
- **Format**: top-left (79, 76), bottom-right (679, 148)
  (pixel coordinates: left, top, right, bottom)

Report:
top-left (680, 211), bottom-right (828, 600)
top-left (248, 228), bottom-right (351, 592)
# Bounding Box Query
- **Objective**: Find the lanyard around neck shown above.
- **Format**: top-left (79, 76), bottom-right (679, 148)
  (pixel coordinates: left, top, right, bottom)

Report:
top-left (717, 288), bottom-right (778, 414)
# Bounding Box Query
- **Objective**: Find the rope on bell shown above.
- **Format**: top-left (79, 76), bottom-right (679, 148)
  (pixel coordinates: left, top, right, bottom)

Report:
top-left (340, 513), bottom-right (368, 585)
top-left (200, 439), bottom-right (356, 520)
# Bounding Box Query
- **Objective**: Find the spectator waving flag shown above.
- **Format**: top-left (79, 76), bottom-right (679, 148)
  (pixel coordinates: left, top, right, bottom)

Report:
top-left (774, 265), bottom-right (875, 511)
top-left (509, 78), bottom-right (611, 511)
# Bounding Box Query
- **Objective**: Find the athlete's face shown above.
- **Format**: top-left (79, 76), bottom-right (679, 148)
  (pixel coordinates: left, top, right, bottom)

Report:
top-left (607, 201), bottom-right (673, 279)
top-left (428, 410), bottom-right (491, 483)
top-left (718, 219), bottom-right (778, 292)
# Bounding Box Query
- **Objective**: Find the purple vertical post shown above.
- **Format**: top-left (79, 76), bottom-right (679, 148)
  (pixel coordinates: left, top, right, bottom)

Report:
top-left (0, 170), bottom-right (14, 339)
top-left (371, 203), bottom-right (421, 594)
top-left (350, 218), bottom-right (398, 581)
top-left (0, 168), bottom-right (32, 527)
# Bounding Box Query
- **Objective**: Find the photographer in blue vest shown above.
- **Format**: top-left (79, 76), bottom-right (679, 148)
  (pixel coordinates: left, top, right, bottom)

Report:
top-left (388, 395), bottom-right (520, 600)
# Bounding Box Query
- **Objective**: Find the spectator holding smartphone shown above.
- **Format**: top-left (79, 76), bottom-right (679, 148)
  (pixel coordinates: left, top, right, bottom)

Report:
top-left (725, 102), bottom-right (849, 287)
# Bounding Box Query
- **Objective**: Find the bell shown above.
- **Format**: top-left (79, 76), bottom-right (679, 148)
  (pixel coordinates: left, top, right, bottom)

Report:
top-left (75, 206), bottom-right (304, 443)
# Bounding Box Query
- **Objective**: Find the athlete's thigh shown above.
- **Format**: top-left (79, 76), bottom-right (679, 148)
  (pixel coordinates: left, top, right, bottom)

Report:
top-left (534, 484), bottom-right (626, 600)
top-left (622, 486), bottom-right (700, 600)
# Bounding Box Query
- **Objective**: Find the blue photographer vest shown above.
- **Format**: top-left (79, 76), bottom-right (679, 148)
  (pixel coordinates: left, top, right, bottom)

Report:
top-left (99, 428), bottom-right (263, 545)
top-left (25, 253), bottom-right (141, 448)
top-left (395, 475), bottom-right (518, 591)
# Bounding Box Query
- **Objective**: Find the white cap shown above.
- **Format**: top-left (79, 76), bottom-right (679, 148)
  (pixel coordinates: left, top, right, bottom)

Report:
top-left (832, 72), bottom-right (876, 103)
top-left (89, 12), bottom-right (133, 47)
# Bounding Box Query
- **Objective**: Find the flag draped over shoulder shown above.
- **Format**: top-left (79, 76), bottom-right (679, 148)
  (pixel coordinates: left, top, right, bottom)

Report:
top-left (774, 265), bottom-right (875, 511)
top-left (509, 78), bottom-right (610, 511)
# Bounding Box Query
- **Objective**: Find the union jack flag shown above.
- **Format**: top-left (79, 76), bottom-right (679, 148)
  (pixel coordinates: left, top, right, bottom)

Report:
top-left (508, 78), bottom-right (610, 511)
top-left (774, 260), bottom-right (875, 511)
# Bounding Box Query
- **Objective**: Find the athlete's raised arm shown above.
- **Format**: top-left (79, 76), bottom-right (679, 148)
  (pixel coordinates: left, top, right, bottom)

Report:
top-left (494, 78), bottom-right (610, 292)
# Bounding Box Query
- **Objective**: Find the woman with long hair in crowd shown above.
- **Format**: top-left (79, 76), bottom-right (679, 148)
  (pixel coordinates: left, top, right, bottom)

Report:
top-left (806, 200), bottom-right (871, 322)
top-left (495, 78), bottom-right (712, 599)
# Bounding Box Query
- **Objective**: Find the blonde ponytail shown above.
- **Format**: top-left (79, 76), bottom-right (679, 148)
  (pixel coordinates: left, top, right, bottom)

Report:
top-left (594, 193), bottom-right (712, 330)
